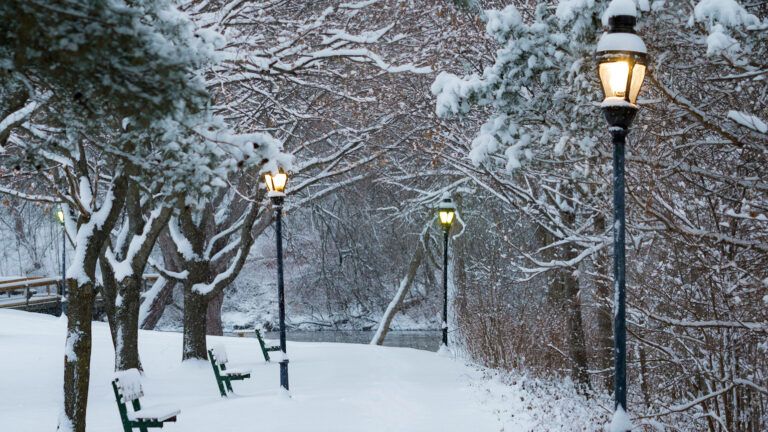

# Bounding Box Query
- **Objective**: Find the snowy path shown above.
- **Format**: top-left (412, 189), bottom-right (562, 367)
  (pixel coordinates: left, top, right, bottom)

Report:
top-left (0, 310), bottom-right (504, 432)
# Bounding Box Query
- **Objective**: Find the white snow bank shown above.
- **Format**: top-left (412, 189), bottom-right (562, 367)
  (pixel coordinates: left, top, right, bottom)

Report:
top-left (472, 369), bottom-right (614, 430)
top-left (607, 405), bottom-right (633, 432)
top-left (0, 309), bottom-right (507, 432)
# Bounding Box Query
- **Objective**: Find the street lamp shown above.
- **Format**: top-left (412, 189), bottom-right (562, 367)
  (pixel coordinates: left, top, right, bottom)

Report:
top-left (596, 3), bottom-right (647, 427)
top-left (264, 170), bottom-right (289, 392)
top-left (437, 195), bottom-right (456, 347)
top-left (56, 208), bottom-right (67, 315)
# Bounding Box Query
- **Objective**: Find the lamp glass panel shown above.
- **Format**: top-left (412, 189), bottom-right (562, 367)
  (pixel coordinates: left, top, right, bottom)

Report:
top-left (264, 174), bottom-right (275, 192)
top-left (271, 173), bottom-right (288, 192)
top-left (56, 210), bottom-right (64, 224)
top-left (438, 210), bottom-right (455, 226)
top-left (628, 63), bottom-right (646, 104)
top-left (599, 60), bottom-right (630, 100)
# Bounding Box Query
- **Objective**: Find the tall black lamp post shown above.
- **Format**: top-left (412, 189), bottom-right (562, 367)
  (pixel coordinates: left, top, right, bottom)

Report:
top-left (437, 195), bottom-right (456, 347)
top-left (265, 170), bottom-right (289, 391)
top-left (56, 208), bottom-right (68, 315)
top-left (596, 7), bottom-right (648, 426)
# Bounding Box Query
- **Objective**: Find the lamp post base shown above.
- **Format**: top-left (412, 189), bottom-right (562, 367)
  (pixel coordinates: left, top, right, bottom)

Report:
top-left (279, 359), bottom-right (289, 391)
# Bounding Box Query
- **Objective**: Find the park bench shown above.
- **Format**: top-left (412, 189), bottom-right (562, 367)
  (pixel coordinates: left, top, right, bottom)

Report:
top-left (233, 328), bottom-right (280, 362)
top-left (254, 329), bottom-right (281, 362)
top-left (208, 344), bottom-right (251, 397)
top-left (112, 369), bottom-right (180, 432)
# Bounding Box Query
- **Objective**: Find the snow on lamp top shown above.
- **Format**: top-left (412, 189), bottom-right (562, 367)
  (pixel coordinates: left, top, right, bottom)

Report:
top-left (603, 0), bottom-right (637, 21)
top-left (596, 0), bottom-right (648, 107)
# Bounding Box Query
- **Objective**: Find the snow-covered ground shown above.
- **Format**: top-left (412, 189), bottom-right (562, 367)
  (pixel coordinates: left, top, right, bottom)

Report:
top-left (0, 310), bottom-right (533, 432)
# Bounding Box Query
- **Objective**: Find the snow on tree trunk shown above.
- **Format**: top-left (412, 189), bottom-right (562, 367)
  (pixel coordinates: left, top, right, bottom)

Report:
top-left (182, 287), bottom-right (211, 361)
top-left (141, 231), bottom-right (183, 330)
top-left (59, 176), bottom-right (127, 432)
top-left (139, 277), bottom-right (173, 330)
top-left (99, 255), bottom-right (119, 348)
top-left (60, 279), bottom-right (94, 432)
top-left (114, 275), bottom-right (143, 371)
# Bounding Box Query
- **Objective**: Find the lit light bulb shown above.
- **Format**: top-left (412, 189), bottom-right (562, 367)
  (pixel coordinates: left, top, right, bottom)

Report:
top-left (601, 61), bottom-right (630, 98)
top-left (438, 210), bottom-right (455, 226)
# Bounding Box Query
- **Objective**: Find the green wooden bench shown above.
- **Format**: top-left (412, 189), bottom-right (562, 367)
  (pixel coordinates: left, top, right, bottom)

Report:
top-left (254, 329), bottom-right (281, 362)
top-left (232, 328), bottom-right (280, 362)
top-left (112, 369), bottom-right (180, 432)
top-left (208, 345), bottom-right (251, 397)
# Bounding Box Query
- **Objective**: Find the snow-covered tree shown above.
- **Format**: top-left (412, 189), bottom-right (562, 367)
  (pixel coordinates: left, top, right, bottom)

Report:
top-left (433, 0), bottom-right (767, 428)
top-left (0, 1), bottom-right (285, 430)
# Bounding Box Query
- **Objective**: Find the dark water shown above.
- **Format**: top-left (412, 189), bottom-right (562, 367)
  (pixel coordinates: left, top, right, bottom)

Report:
top-left (231, 330), bottom-right (442, 352)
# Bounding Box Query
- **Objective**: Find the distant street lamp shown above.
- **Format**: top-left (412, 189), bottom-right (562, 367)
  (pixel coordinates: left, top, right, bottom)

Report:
top-left (56, 208), bottom-right (67, 315)
top-left (265, 170), bottom-right (289, 391)
top-left (437, 195), bottom-right (456, 347)
top-left (596, 5), bottom-right (648, 426)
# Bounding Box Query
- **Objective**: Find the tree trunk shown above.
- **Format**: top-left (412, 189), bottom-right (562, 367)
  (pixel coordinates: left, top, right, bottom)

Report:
top-left (99, 255), bottom-right (118, 347)
top-left (114, 275), bottom-right (142, 371)
top-left (371, 231), bottom-right (427, 345)
top-left (142, 230), bottom-right (182, 330)
top-left (140, 279), bottom-right (174, 330)
top-left (182, 287), bottom-right (211, 360)
top-left (565, 270), bottom-right (591, 392)
top-left (593, 213), bottom-right (614, 390)
top-left (562, 211), bottom-right (591, 393)
top-left (205, 290), bottom-right (224, 336)
top-left (60, 279), bottom-right (94, 432)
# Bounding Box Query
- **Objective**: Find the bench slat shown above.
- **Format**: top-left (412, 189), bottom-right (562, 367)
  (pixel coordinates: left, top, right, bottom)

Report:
top-left (129, 405), bottom-right (181, 422)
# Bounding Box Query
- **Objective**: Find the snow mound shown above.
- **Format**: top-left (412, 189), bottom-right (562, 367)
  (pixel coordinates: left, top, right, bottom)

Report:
top-left (211, 343), bottom-right (229, 363)
top-left (607, 406), bottom-right (633, 432)
top-left (3, 309), bottom-right (506, 430)
top-left (114, 368), bottom-right (144, 401)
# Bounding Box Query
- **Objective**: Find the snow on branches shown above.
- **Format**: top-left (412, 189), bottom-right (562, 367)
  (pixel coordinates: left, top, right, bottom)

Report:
top-left (432, 2), bottom-right (605, 173)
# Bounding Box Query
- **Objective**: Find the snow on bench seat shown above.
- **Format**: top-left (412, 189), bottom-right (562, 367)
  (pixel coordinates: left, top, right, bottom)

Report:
top-left (222, 367), bottom-right (251, 377)
top-left (112, 368), bottom-right (181, 429)
top-left (127, 404), bottom-right (180, 422)
top-left (208, 345), bottom-right (251, 396)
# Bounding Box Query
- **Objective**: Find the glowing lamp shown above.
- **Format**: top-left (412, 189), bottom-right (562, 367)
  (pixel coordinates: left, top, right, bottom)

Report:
top-left (596, 13), bottom-right (648, 128)
top-left (264, 171), bottom-right (288, 196)
top-left (437, 196), bottom-right (456, 230)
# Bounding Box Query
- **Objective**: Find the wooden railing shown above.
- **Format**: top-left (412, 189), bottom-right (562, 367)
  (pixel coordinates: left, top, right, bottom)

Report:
top-left (0, 276), bottom-right (60, 309)
top-left (0, 274), bottom-right (161, 310)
